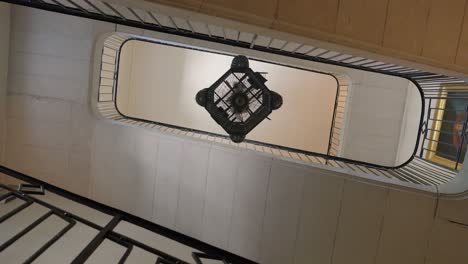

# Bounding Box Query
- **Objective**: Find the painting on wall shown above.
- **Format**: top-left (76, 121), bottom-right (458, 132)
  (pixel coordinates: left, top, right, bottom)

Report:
top-left (427, 86), bottom-right (468, 170)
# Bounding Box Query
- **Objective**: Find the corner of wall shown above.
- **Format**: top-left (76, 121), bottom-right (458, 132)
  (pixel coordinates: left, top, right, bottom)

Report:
top-left (0, 2), bottom-right (11, 183)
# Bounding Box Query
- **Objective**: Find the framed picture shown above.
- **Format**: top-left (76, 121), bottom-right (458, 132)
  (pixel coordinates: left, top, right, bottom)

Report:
top-left (427, 86), bottom-right (468, 169)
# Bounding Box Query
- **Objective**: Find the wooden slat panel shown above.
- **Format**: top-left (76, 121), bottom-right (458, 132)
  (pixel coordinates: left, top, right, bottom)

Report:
top-left (276, 0), bottom-right (340, 33)
top-left (336, 0), bottom-right (389, 44)
top-left (456, 5), bottom-right (468, 67)
top-left (422, 0), bottom-right (467, 63)
top-left (383, 0), bottom-right (431, 55)
top-left (201, 0), bottom-right (278, 27)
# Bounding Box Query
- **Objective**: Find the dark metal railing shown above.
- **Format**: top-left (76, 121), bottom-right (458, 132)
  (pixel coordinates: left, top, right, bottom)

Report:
top-left (327, 75), bottom-right (349, 157)
top-left (0, 166), bottom-right (253, 264)
top-left (420, 97), bottom-right (468, 170)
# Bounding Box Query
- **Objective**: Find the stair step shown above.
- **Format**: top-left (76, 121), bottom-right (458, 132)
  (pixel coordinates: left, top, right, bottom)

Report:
top-left (86, 239), bottom-right (127, 263)
top-left (0, 196), bottom-right (26, 218)
top-left (0, 203), bottom-right (49, 245)
top-left (0, 214), bottom-right (68, 263)
top-left (114, 221), bottom-right (200, 263)
top-left (125, 247), bottom-right (158, 263)
top-left (31, 192), bottom-right (112, 227)
top-left (34, 222), bottom-right (98, 263)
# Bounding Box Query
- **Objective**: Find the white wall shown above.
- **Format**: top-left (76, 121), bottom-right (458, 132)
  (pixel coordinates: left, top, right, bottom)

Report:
top-left (3, 6), bottom-right (113, 194)
top-left (3, 4), bottom-right (468, 264)
top-left (396, 82), bottom-right (423, 165)
top-left (0, 3), bottom-right (11, 183)
top-left (117, 40), bottom-right (337, 153)
top-left (341, 72), bottom-right (418, 166)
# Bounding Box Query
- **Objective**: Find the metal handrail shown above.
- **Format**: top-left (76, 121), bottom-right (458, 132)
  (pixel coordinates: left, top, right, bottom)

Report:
top-left (0, 165), bottom-right (253, 263)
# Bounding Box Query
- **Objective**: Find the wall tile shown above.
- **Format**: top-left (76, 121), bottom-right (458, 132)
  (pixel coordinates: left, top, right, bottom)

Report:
top-left (201, 146), bottom-right (239, 248)
top-left (426, 219), bottom-right (468, 264)
top-left (437, 197), bottom-right (468, 225)
top-left (153, 135), bottom-right (184, 228)
top-left (7, 94), bottom-right (71, 123)
top-left (276, 0), bottom-right (339, 33)
top-left (11, 5), bottom-right (113, 39)
top-left (67, 151), bottom-right (91, 197)
top-left (5, 140), bottom-right (68, 186)
top-left (131, 131), bottom-right (158, 220)
top-left (175, 140), bottom-right (211, 238)
top-left (70, 103), bottom-right (94, 153)
top-left (228, 152), bottom-right (271, 261)
top-left (422, 0), bottom-right (466, 63)
top-left (382, 0), bottom-right (431, 55)
top-left (8, 73), bottom-right (88, 103)
top-left (9, 52), bottom-right (90, 83)
top-left (376, 190), bottom-right (435, 264)
top-left (91, 123), bottom-right (136, 211)
top-left (7, 117), bottom-right (70, 151)
top-left (10, 31), bottom-right (94, 61)
top-left (331, 181), bottom-right (388, 264)
top-left (259, 161), bottom-right (305, 264)
top-left (336, 0), bottom-right (389, 44)
top-left (456, 5), bottom-right (468, 67)
top-left (201, 0), bottom-right (278, 27)
top-left (294, 171), bottom-right (344, 264)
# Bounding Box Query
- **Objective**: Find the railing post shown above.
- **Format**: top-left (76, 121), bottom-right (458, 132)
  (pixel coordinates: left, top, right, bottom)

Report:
top-left (420, 98), bottom-right (432, 157)
top-left (454, 104), bottom-right (468, 170)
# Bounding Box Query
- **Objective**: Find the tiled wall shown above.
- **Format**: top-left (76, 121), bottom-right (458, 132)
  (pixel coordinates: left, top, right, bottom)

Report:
top-left (89, 122), bottom-right (445, 264)
top-left (3, 4), bottom-right (468, 264)
top-left (145, 0), bottom-right (468, 75)
top-left (0, 3), bottom-right (10, 182)
top-left (3, 6), bottom-right (113, 195)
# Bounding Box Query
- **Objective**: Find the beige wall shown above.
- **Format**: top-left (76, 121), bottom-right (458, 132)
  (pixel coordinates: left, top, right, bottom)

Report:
top-left (117, 40), bottom-right (337, 153)
top-left (0, 3), bottom-right (11, 183)
top-left (145, 0), bottom-right (468, 76)
top-left (116, 39), bottom-right (423, 166)
top-left (4, 5), bottom-right (468, 264)
top-left (3, 6), bottom-right (113, 193)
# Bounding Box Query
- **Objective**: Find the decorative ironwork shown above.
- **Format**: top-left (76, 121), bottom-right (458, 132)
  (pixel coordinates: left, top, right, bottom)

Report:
top-left (196, 56), bottom-right (282, 142)
top-left (0, 166), bottom-right (252, 264)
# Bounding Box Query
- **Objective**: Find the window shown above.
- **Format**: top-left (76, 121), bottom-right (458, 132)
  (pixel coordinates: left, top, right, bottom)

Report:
top-left (427, 86), bottom-right (468, 170)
